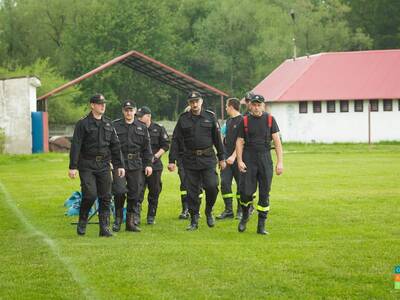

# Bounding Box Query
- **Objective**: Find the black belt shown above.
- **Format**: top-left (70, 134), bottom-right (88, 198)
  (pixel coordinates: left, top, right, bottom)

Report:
top-left (81, 154), bottom-right (109, 161)
top-left (126, 153), bottom-right (140, 160)
top-left (188, 147), bottom-right (214, 156)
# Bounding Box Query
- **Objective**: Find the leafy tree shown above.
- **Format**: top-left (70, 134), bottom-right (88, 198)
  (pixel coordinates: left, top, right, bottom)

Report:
top-left (343, 0), bottom-right (400, 49)
top-left (0, 59), bottom-right (84, 124)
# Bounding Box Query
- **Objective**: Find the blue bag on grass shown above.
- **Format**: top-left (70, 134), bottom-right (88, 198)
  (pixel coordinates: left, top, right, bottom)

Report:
top-left (64, 191), bottom-right (99, 216)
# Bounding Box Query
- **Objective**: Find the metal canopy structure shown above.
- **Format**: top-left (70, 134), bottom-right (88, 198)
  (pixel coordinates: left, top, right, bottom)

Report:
top-left (37, 50), bottom-right (229, 118)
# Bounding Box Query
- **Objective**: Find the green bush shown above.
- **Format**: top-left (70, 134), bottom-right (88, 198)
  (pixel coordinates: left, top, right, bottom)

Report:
top-left (0, 59), bottom-right (86, 125)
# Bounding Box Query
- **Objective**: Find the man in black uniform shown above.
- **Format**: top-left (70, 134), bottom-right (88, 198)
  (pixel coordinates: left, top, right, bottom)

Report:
top-left (168, 91), bottom-right (226, 230)
top-left (137, 106), bottom-right (170, 225)
top-left (236, 94), bottom-right (283, 235)
top-left (111, 100), bottom-right (153, 233)
top-left (216, 98), bottom-right (243, 220)
top-left (241, 91), bottom-right (256, 217)
top-left (69, 93), bottom-right (125, 237)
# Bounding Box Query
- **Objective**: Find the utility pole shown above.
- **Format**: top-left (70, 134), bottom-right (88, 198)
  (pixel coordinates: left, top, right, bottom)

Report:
top-left (290, 9), bottom-right (297, 60)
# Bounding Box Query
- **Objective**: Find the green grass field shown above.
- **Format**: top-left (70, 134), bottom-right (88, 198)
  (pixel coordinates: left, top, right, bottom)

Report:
top-left (0, 143), bottom-right (399, 299)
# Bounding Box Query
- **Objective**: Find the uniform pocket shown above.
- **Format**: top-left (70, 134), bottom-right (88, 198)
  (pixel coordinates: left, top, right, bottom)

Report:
top-left (181, 122), bottom-right (193, 137)
top-left (104, 127), bottom-right (113, 141)
top-left (135, 127), bottom-right (145, 136)
top-left (200, 122), bottom-right (212, 128)
top-left (150, 131), bottom-right (159, 145)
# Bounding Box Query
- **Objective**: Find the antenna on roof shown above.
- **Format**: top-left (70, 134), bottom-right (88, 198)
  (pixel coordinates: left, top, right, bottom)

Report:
top-left (290, 9), bottom-right (297, 60)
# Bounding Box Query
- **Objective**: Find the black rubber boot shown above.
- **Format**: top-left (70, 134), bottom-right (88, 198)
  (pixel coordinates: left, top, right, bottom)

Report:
top-left (178, 197), bottom-right (189, 219)
top-left (126, 212), bottom-right (141, 232)
top-left (205, 201), bottom-right (216, 227)
top-left (112, 208), bottom-right (123, 232)
top-left (135, 203), bottom-right (142, 225)
top-left (238, 206), bottom-right (249, 233)
top-left (236, 205), bottom-right (243, 220)
top-left (147, 204), bottom-right (157, 225)
top-left (76, 210), bottom-right (89, 236)
top-left (257, 216), bottom-right (269, 235)
top-left (206, 213), bottom-right (215, 227)
top-left (186, 212), bottom-right (199, 231)
top-left (216, 198), bottom-right (234, 220)
top-left (99, 212), bottom-right (113, 237)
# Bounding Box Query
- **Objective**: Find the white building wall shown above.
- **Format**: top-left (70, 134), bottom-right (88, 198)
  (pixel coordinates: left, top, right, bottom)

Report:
top-left (0, 77), bottom-right (41, 154)
top-left (269, 100), bottom-right (400, 143)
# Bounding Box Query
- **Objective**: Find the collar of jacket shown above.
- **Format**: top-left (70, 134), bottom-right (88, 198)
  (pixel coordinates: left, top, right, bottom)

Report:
top-left (88, 111), bottom-right (105, 123)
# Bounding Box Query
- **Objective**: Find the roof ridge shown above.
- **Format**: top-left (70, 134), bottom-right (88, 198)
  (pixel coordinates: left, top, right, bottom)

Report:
top-left (293, 49), bottom-right (400, 60)
top-left (277, 55), bottom-right (321, 100)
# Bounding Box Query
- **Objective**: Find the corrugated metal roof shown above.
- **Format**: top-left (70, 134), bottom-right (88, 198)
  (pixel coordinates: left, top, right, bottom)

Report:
top-left (253, 50), bottom-right (400, 102)
top-left (38, 50), bottom-right (228, 101)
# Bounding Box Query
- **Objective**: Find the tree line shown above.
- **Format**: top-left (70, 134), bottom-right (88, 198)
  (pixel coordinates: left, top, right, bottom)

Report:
top-left (0, 0), bottom-right (398, 123)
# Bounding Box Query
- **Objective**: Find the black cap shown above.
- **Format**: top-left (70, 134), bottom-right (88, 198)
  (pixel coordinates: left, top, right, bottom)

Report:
top-left (187, 91), bottom-right (202, 100)
top-left (122, 100), bottom-right (136, 109)
top-left (90, 93), bottom-right (106, 104)
top-left (250, 94), bottom-right (264, 103)
top-left (244, 91), bottom-right (254, 102)
top-left (137, 106), bottom-right (151, 117)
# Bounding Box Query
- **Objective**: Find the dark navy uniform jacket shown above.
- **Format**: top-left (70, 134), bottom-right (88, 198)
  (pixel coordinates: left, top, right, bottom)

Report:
top-left (224, 114), bottom-right (243, 157)
top-left (69, 112), bottom-right (124, 171)
top-left (112, 118), bottom-right (153, 170)
top-left (148, 122), bottom-right (170, 171)
top-left (169, 109), bottom-right (224, 170)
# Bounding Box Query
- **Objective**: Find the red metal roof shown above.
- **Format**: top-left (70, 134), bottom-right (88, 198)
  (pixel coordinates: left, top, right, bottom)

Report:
top-left (252, 49), bottom-right (400, 102)
top-left (37, 50), bottom-right (228, 101)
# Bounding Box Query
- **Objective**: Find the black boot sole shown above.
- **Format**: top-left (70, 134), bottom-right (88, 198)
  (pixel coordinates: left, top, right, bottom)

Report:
top-left (112, 225), bottom-right (121, 232)
top-left (99, 232), bottom-right (113, 237)
top-left (186, 225), bottom-right (198, 231)
top-left (216, 214), bottom-right (234, 220)
top-left (126, 227), bottom-right (141, 232)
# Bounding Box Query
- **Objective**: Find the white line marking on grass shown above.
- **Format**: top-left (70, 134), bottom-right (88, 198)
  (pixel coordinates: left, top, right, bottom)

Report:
top-left (0, 181), bottom-right (99, 300)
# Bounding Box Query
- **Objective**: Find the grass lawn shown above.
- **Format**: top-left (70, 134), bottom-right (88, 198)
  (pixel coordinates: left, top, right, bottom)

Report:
top-left (0, 143), bottom-right (399, 299)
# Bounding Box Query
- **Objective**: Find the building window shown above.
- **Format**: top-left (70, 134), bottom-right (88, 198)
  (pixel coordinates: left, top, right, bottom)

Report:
top-left (383, 100), bottom-right (393, 111)
top-left (340, 100), bottom-right (349, 112)
top-left (327, 101), bottom-right (336, 113)
top-left (299, 101), bottom-right (308, 114)
top-left (398, 100), bottom-right (400, 111)
top-left (354, 100), bottom-right (363, 112)
top-left (313, 101), bottom-right (321, 113)
top-left (370, 100), bottom-right (378, 112)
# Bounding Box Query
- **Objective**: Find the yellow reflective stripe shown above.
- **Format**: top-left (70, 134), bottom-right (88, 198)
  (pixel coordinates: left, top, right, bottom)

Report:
top-left (236, 194), bottom-right (241, 200)
top-left (199, 192), bottom-right (204, 199)
top-left (239, 201), bottom-right (253, 207)
top-left (252, 193), bottom-right (256, 199)
top-left (180, 190), bottom-right (187, 196)
top-left (222, 193), bottom-right (234, 199)
top-left (256, 205), bottom-right (270, 212)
